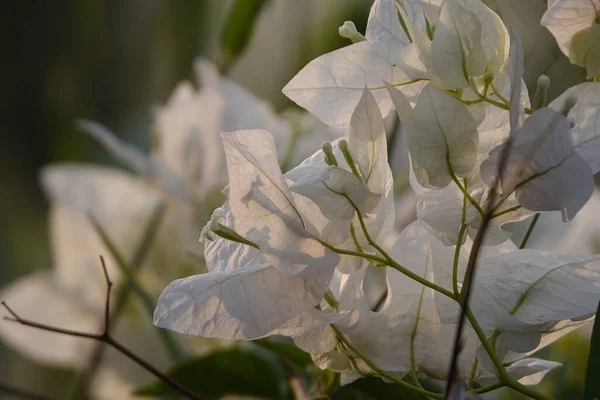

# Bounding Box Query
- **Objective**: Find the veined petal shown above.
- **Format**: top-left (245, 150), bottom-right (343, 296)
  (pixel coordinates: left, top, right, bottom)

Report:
top-left (221, 129), bottom-right (338, 276)
top-left (283, 41), bottom-right (426, 127)
top-left (481, 108), bottom-right (593, 222)
top-left (541, 0), bottom-right (600, 56)
top-left (549, 82), bottom-right (600, 174)
top-left (348, 89), bottom-right (389, 195)
top-left (153, 263), bottom-right (333, 339)
top-left (405, 85), bottom-right (479, 189)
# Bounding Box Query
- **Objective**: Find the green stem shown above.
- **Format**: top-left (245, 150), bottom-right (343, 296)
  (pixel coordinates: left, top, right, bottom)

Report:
top-left (347, 195), bottom-right (457, 300)
top-left (519, 213), bottom-right (540, 249)
top-left (465, 309), bottom-right (552, 400)
top-left (452, 224), bottom-right (467, 297)
top-left (451, 173), bottom-right (485, 216)
top-left (491, 205), bottom-right (521, 219)
top-left (472, 382), bottom-right (503, 394)
top-left (331, 325), bottom-right (444, 399)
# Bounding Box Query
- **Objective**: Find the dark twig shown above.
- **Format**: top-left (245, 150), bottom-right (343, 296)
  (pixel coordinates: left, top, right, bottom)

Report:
top-left (1, 257), bottom-right (202, 400)
top-left (68, 204), bottom-right (166, 399)
top-left (0, 382), bottom-right (57, 400)
top-left (444, 106), bottom-right (518, 400)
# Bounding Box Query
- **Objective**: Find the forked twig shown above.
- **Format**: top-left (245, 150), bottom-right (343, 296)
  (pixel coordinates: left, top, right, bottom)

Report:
top-left (1, 256), bottom-right (202, 400)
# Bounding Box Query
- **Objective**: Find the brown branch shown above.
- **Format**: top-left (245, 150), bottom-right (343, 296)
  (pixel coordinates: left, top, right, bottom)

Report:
top-left (0, 381), bottom-right (57, 400)
top-left (1, 257), bottom-right (202, 400)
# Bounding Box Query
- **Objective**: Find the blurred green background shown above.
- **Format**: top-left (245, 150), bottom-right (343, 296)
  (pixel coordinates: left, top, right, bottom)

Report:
top-left (0, 0), bottom-right (593, 399)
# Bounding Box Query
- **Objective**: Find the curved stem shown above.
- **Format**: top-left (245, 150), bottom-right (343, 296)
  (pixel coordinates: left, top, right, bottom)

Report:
top-left (331, 325), bottom-right (443, 399)
top-left (519, 213), bottom-right (540, 249)
top-left (451, 173), bottom-right (484, 216)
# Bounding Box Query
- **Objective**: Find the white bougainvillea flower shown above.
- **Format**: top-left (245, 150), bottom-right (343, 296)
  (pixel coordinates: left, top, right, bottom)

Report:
top-left (283, 0), bottom-right (430, 127)
top-left (1, 60), bottom-right (335, 399)
top-left (287, 89), bottom-right (395, 274)
top-left (431, 0), bottom-right (509, 88)
top-left (549, 82), bottom-right (600, 174)
top-left (0, 165), bottom-right (186, 385)
top-left (294, 221), bottom-right (560, 386)
top-left (154, 90), bottom-right (395, 339)
top-left (387, 30), bottom-right (533, 246)
top-left (480, 107), bottom-right (593, 222)
top-left (541, 0), bottom-right (600, 77)
top-left (507, 188), bottom-right (600, 255)
top-left (388, 83), bottom-right (479, 189)
top-left (154, 129), bottom-right (342, 339)
top-left (430, 231), bottom-right (600, 357)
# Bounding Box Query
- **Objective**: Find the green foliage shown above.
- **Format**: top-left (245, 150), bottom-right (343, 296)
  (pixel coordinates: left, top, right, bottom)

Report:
top-left (330, 377), bottom-right (422, 400)
top-left (133, 347), bottom-right (293, 400)
top-left (585, 300), bottom-right (600, 400)
top-left (220, 0), bottom-right (270, 72)
top-left (253, 338), bottom-right (314, 369)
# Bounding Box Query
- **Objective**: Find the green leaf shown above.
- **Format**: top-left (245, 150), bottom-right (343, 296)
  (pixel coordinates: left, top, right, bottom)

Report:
top-left (133, 347), bottom-right (293, 400)
top-left (253, 338), bottom-right (314, 369)
top-left (220, 0), bottom-right (269, 72)
top-left (584, 298), bottom-right (600, 400)
top-left (330, 377), bottom-right (422, 400)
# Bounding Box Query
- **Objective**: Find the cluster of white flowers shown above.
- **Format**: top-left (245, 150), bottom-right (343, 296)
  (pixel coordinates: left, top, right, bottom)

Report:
top-left (152, 0), bottom-right (600, 397)
top-left (1, 0), bottom-right (599, 398)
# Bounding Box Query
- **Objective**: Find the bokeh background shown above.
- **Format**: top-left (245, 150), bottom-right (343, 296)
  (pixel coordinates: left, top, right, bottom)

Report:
top-left (0, 0), bottom-right (594, 398)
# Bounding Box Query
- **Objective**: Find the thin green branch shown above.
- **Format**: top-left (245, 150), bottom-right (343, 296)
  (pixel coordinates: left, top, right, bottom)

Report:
top-left (519, 213), bottom-right (540, 249)
top-left (331, 325), bottom-right (443, 399)
top-left (451, 173), bottom-right (485, 216)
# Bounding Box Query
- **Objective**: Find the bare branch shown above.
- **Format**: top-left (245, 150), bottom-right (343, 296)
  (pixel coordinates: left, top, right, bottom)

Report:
top-left (1, 258), bottom-right (203, 400)
top-left (99, 255), bottom-right (112, 333)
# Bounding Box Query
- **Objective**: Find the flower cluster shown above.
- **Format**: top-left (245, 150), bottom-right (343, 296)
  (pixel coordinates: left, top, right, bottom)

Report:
top-left (154, 0), bottom-right (600, 397)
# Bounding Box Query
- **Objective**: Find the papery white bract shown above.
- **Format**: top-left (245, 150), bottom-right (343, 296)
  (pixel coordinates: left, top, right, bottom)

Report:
top-left (481, 107), bottom-right (593, 222)
top-left (541, 0), bottom-right (600, 77)
top-left (154, 129), bottom-right (341, 339)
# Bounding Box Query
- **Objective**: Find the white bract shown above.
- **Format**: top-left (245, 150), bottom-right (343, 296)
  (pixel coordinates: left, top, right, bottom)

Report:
top-left (541, 0), bottom-right (600, 77)
top-left (154, 89), bottom-right (394, 339)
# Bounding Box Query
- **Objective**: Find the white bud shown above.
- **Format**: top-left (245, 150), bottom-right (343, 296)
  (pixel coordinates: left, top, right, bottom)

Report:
top-left (338, 21), bottom-right (365, 43)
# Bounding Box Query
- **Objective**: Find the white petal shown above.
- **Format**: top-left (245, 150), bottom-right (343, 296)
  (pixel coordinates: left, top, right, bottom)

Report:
top-left (477, 358), bottom-right (561, 386)
top-left (471, 250), bottom-right (600, 342)
top-left (481, 108), bottom-right (594, 222)
top-left (550, 82), bottom-right (600, 174)
top-left (41, 166), bottom-right (162, 304)
top-left (153, 263), bottom-right (332, 339)
top-left (406, 85), bottom-right (479, 189)
top-left (289, 165), bottom-right (379, 220)
top-left (221, 129), bottom-right (338, 276)
top-left (0, 272), bottom-right (97, 367)
top-left (283, 41), bottom-right (426, 127)
top-left (349, 89), bottom-right (390, 195)
top-left (432, 0), bottom-right (492, 87)
top-left (541, 0), bottom-right (599, 56)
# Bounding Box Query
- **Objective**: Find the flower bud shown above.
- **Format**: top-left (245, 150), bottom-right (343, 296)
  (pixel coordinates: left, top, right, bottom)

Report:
top-left (483, 70), bottom-right (495, 85)
top-left (338, 139), bottom-right (362, 179)
top-left (321, 141), bottom-right (338, 166)
top-left (533, 74), bottom-right (550, 110)
top-left (338, 21), bottom-right (366, 43)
